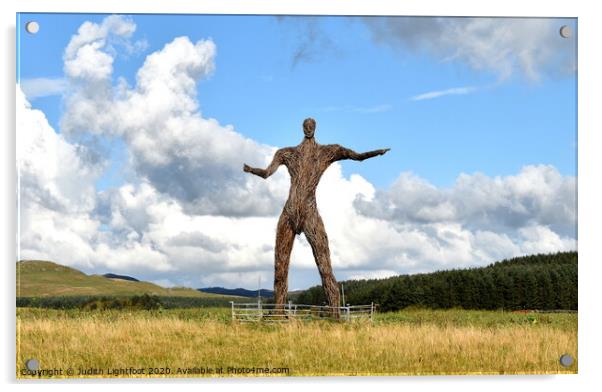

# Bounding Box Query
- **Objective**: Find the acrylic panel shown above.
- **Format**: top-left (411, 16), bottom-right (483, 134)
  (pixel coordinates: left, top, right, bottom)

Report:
top-left (16, 13), bottom-right (577, 378)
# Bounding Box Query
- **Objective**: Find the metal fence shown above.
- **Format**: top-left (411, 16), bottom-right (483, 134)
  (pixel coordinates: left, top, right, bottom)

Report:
top-left (230, 301), bottom-right (374, 322)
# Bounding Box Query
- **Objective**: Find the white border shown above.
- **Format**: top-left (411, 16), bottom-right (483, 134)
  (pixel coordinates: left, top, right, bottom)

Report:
top-left (2, 1), bottom-right (601, 391)
top-left (5, 0), bottom-right (585, 17)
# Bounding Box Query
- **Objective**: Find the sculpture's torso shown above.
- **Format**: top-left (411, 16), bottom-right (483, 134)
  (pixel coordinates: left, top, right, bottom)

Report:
top-left (279, 138), bottom-right (335, 234)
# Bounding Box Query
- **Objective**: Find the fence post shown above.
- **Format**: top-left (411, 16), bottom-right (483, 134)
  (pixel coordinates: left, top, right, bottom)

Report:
top-left (259, 299), bottom-right (263, 320)
top-left (230, 301), bottom-right (234, 321)
top-left (370, 302), bottom-right (374, 321)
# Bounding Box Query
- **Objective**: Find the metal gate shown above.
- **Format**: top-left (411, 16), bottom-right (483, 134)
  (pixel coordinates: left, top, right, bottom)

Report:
top-left (230, 301), bottom-right (374, 322)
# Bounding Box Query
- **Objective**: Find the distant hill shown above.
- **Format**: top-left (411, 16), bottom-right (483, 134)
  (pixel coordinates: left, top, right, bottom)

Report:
top-left (16, 260), bottom-right (237, 299)
top-left (199, 287), bottom-right (274, 298)
top-left (296, 251), bottom-right (578, 311)
top-left (103, 273), bottom-right (139, 282)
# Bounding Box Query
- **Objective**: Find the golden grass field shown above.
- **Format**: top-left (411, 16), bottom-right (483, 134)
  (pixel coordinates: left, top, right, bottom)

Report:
top-left (16, 307), bottom-right (577, 378)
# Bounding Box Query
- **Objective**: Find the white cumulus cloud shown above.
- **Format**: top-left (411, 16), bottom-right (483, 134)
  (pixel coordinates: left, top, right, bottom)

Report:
top-left (17, 85), bottom-right (172, 273)
top-left (60, 16), bottom-right (288, 217)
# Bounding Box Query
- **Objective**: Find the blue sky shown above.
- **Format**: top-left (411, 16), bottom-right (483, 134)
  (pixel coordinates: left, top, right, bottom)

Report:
top-left (16, 14), bottom-right (577, 289)
top-left (18, 14), bottom-right (577, 190)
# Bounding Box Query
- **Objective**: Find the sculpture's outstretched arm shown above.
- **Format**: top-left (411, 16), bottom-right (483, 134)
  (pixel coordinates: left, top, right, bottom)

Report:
top-left (331, 145), bottom-right (390, 162)
top-left (243, 150), bottom-right (283, 179)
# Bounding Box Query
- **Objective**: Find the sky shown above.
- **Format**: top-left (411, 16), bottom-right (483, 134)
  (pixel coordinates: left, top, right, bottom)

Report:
top-left (16, 13), bottom-right (577, 291)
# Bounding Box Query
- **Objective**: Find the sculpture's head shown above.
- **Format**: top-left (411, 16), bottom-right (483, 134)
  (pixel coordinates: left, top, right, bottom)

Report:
top-left (303, 117), bottom-right (316, 139)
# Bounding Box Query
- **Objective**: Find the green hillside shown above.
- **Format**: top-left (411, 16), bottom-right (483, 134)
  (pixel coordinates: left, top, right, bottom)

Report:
top-left (17, 260), bottom-right (225, 299)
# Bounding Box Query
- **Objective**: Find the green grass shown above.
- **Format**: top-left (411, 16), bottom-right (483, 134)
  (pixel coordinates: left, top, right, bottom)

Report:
top-left (16, 260), bottom-right (233, 299)
top-left (375, 307), bottom-right (577, 330)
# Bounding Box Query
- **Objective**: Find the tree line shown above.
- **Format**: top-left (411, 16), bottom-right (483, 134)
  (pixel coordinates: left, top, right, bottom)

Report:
top-left (16, 294), bottom-right (236, 310)
top-left (294, 251), bottom-right (577, 311)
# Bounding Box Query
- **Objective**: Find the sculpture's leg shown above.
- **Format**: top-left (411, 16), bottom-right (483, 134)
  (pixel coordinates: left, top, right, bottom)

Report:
top-left (274, 212), bottom-right (296, 310)
top-left (303, 212), bottom-right (340, 318)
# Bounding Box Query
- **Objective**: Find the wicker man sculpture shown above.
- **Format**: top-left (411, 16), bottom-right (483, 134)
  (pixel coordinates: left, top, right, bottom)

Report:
top-left (243, 118), bottom-right (390, 311)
